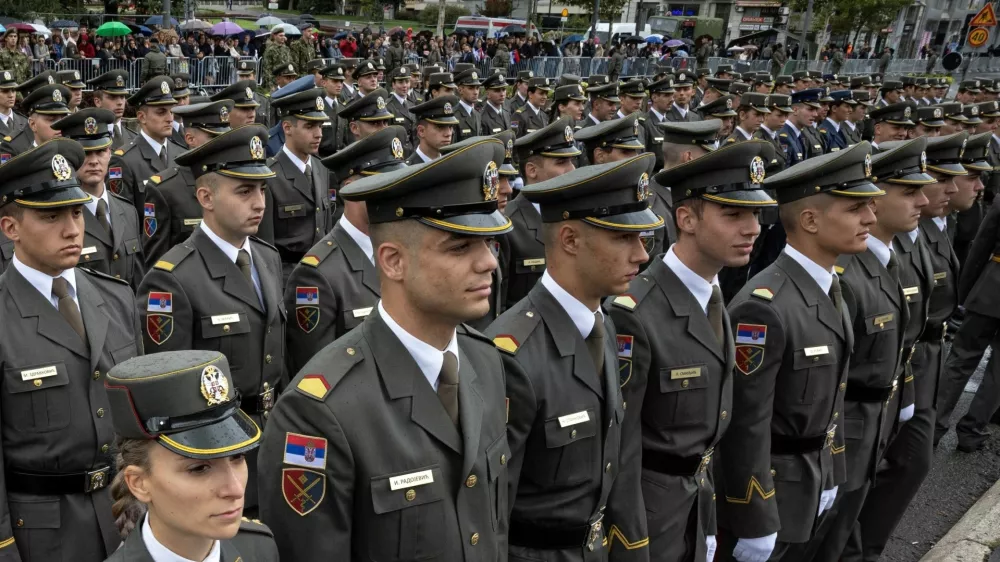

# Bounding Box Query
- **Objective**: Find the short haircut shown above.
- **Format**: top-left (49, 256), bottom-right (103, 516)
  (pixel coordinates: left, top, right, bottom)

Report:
top-left (0, 204), bottom-right (24, 220)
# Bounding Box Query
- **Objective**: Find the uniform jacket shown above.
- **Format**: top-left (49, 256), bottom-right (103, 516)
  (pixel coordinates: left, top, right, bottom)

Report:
top-left (78, 192), bottom-right (145, 290)
top-left (456, 102), bottom-right (482, 143)
top-left (607, 258), bottom-right (733, 562)
top-left (722, 127), bottom-right (752, 145)
top-left (486, 283), bottom-right (647, 561)
top-left (255, 92), bottom-right (273, 128)
top-left (506, 92), bottom-right (528, 114)
top-left (385, 94), bottom-right (416, 156)
top-left (318, 100), bottom-right (350, 159)
top-left (512, 104), bottom-right (549, 139)
top-left (818, 119), bottom-right (849, 153)
top-left (778, 123), bottom-right (807, 168)
top-left (801, 125), bottom-right (825, 159)
top-left (170, 124), bottom-right (188, 149)
top-left (110, 121), bottom-right (137, 150)
top-left (919, 218), bottom-right (959, 329)
top-left (265, 149), bottom-right (335, 267)
top-left (641, 110), bottom-right (666, 172)
top-left (662, 105), bottom-right (701, 123)
top-left (716, 252), bottom-right (851, 543)
top-left (893, 231), bottom-right (934, 411)
top-left (959, 198), bottom-right (1000, 318)
top-left (109, 133), bottom-right (186, 220)
top-left (501, 195), bottom-right (547, 310)
top-left (259, 313), bottom-right (511, 562)
top-left (841, 121), bottom-right (863, 146)
top-left (646, 182), bottom-right (677, 265)
top-left (0, 113), bottom-right (27, 138)
top-left (104, 518), bottom-right (279, 562)
top-left (0, 266), bottom-right (140, 562)
top-left (481, 103), bottom-right (512, 136)
top-left (0, 128), bottom-right (32, 159)
top-left (753, 128), bottom-right (786, 170)
top-left (283, 222), bottom-right (380, 374)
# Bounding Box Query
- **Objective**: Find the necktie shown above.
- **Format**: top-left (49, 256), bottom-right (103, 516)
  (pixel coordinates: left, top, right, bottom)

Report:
top-left (52, 277), bottom-right (86, 342)
top-left (159, 145), bottom-right (168, 169)
top-left (437, 351), bottom-right (460, 426)
top-left (236, 249), bottom-right (254, 288)
top-left (886, 251), bottom-right (899, 283)
top-left (586, 311), bottom-right (606, 374)
top-left (113, 124), bottom-right (122, 146)
top-left (304, 162), bottom-right (313, 187)
top-left (708, 285), bottom-right (724, 345)
top-left (829, 274), bottom-right (844, 315)
top-left (95, 198), bottom-right (111, 237)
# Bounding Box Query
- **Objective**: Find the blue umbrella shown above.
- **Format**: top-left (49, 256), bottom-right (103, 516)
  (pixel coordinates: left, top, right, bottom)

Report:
top-left (665, 39), bottom-right (684, 48)
top-left (144, 15), bottom-right (179, 27)
top-left (51, 19), bottom-right (79, 28)
top-left (561, 34), bottom-right (584, 47)
top-left (333, 31), bottom-right (349, 40)
top-left (645, 35), bottom-right (663, 44)
top-left (0, 25), bottom-right (5, 34)
top-left (138, 25), bottom-right (153, 35)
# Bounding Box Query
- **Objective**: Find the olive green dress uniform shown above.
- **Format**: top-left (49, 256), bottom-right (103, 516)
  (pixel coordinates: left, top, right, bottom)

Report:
top-left (102, 351), bottom-right (279, 562)
top-left (259, 138), bottom-right (514, 562)
top-left (86, 71), bottom-right (136, 151)
top-left (488, 154), bottom-right (661, 562)
top-left (609, 142), bottom-right (777, 562)
top-left (640, 77), bottom-right (675, 172)
top-left (0, 83), bottom-right (71, 158)
top-left (506, 71), bottom-right (533, 114)
top-left (386, 69), bottom-right (417, 155)
top-left (512, 78), bottom-right (553, 139)
top-left (167, 74), bottom-right (191, 149)
top-left (0, 71), bottom-right (27, 138)
top-left (480, 74), bottom-right (512, 136)
top-left (283, 127), bottom-right (406, 374)
top-left (135, 126), bottom-right (287, 513)
top-left (717, 144), bottom-right (883, 559)
top-left (662, 73), bottom-right (701, 124)
top-left (0, 139), bottom-right (142, 562)
top-left (454, 69), bottom-right (483, 142)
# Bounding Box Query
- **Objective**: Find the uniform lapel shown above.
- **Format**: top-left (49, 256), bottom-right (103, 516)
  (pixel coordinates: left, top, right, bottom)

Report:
top-left (857, 249), bottom-right (902, 310)
top-left (83, 205), bottom-right (113, 247)
top-left (333, 223), bottom-right (380, 295)
top-left (456, 328), bottom-right (484, 479)
top-left (529, 284), bottom-right (604, 397)
top-left (77, 273), bottom-right (109, 373)
top-left (279, 151), bottom-right (315, 202)
top-left (252, 239), bottom-right (279, 321)
top-left (651, 259), bottom-right (724, 361)
top-left (220, 540), bottom-right (244, 562)
top-left (191, 229), bottom-right (265, 313)
top-left (713, 309), bottom-right (736, 445)
top-left (7, 266), bottom-right (89, 358)
top-left (776, 253), bottom-right (845, 339)
top-left (138, 135), bottom-right (162, 168)
top-left (513, 196), bottom-right (545, 246)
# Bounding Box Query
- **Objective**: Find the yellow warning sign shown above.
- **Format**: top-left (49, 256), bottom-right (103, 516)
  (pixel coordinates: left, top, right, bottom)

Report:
top-left (970, 3), bottom-right (997, 27)
top-left (969, 27), bottom-right (990, 47)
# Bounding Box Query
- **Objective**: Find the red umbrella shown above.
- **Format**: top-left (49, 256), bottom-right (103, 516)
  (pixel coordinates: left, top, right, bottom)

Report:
top-left (7, 23), bottom-right (37, 33)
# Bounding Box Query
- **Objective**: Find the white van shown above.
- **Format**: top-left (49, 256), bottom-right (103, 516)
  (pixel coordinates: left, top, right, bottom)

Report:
top-left (453, 16), bottom-right (541, 39)
top-left (585, 22), bottom-right (652, 45)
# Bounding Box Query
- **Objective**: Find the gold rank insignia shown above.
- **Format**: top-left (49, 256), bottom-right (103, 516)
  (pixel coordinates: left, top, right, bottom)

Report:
top-left (751, 287), bottom-right (774, 300)
top-left (493, 335), bottom-right (519, 354)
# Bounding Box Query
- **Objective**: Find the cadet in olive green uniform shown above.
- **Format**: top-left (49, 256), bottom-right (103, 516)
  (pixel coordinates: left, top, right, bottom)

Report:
top-left (168, 73), bottom-right (192, 148)
top-left (480, 72), bottom-right (512, 136)
top-left (235, 60), bottom-right (272, 128)
top-left (103, 351), bottom-right (279, 562)
top-left (609, 141), bottom-right (777, 562)
top-left (260, 138), bottom-right (513, 561)
top-left (406, 95), bottom-right (459, 165)
top-left (512, 78), bottom-right (554, 139)
top-left (722, 93), bottom-right (771, 145)
top-left (52, 108), bottom-right (146, 290)
top-left (663, 72), bottom-right (702, 123)
top-left (88, 70), bottom-right (136, 150)
top-left (453, 69), bottom-right (483, 142)
top-left (0, 70), bottom-right (27, 138)
top-left (55, 69), bottom-right (85, 113)
top-left (0, 139), bottom-right (142, 562)
top-left (0, 80), bottom-right (70, 158)
top-left (640, 77), bottom-right (675, 172)
top-left (384, 66), bottom-right (416, 156)
top-left (135, 126), bottom-right (286, 514)
top-left (487, 153), bottom-right (660, 561)
top-left (717, 143), bottom-right (881, 561)
top-left (283, 126), bottom-right (406, 373)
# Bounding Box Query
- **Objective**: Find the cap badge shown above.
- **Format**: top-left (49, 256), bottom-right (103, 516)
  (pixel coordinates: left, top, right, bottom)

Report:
top-left (763, 95), bottom-right (769, 106)
top-left (749, 156), bottom-right (766, 184)
top-left (245, 86), bottom-right (254, 100)
top-left (471, 72), bottom-right (478, 81)
top-left (679, 73), bottom-right (686, 81)
top-left (506, 139), bottom-right (513, 159)
top-left (528, 70), bottom-right (534, 78)
top-left (903, 106), bottom-right (911, 118)
top-left (2, 72), bottom-right (9, 81)
top-left (726, 98), bottom-right (733, 109)
top-left (160, 81), bottom-right (170, 95)
top-left (636, 172), bottom-right (650, 201)
top-left (338, 67), bottom-right (344, 75)
top-left (443, 102), bottom-right (453, 115)
top-left (976, 80), bottom-right (981, 87)
top-left (376, 96), bottom-right (386, 110)
top-left (934, 107), bottom-right (943, 118)
top-left (249, 136), bottom-right (265, 160)
top-left (115, 74), bottom-right (125, 87)
top-left (920, 151), bottom-right (927, 173)
top-left (73, 71), bottom-right (80, 80)
top-left (316, 96), bottom-right (326, 111)
top-left (960, 138), bottom-right (967, 158)
top-left (564, 125), bottom-right (574, 143)
top-left (633, 120), bottom-right (640, 136)
top-left (200, 364), bottom-right (230, 406)
top-left (483, 161), bottom-right (500, 202)
top-left (47, 75), bottom-right (54, 84)
top-left (51, 154), bottom-right (72, 181)
top-left (219, 106), bottom-right (230, 123)
top-left (289, 64), bottom-right (295, 72)
top-left (52, 88), bottom-right (63, 103)
top-left (84, 117), bottom-right (98, 135)
top-left (391, 137), bottom-right (404, 160)
top-left (864, 153), bottom-right (873, 178)
top-left (174, 77), bottom-right (183, 88)
top-left (972, 106), bottom-right (979, 115)
top-left (367, 62), bottom-right (374, 70)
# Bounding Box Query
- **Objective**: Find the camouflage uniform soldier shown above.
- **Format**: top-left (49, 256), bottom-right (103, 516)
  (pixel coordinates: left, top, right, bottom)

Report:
top-left (0, 29), bottom-right (30, 84)
top-left (261, 26), bottom-right (293, 91)
top-left (289, 34), bottom-right (315, 78)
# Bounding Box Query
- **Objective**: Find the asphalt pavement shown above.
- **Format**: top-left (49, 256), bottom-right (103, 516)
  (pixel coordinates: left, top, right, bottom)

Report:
top-left (882, 347), bottom-right (1000, 561)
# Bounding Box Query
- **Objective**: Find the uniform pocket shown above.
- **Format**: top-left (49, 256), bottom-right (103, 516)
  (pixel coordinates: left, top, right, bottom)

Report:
top-left (791, 346), bottom-right (838, 405)
top-left (3, 362), bottom-right (71, 432)
top-left (657, 364), bottom-right (709, 427)
top-left (369, 465), bottom-right (446, 561)
top-left (9, 498), bottom-right (61, 560)
top-left (486, 434), bottom-right (511, 532)
top-left (199, 313), bottom-right (251, 369)
top-left (542, 408), bottom-right (597, 486)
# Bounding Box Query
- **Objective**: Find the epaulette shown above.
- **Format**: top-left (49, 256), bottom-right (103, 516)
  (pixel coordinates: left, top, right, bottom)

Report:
top-left (2, 136), bottom-right (9, 142)
top-left (779, 132), bottom-right (788, 137)
top-left (150, 166), bottom-right (180, 185)
top-left (239, 517), bottom-right (274, 537)
top-left (749, 271), bottom-right (787, 301)
top-left (459, 323), bottom-right (496, 346)
top-left (819, 129), bottom-right (828, 134)
top-left (515, 107), bottom-right (525, 113)
top-left (78, 267), bottom-right (130, 287)
top-left (608, 274), bottom-right (656, 312)
top-left (295, 339), bottom-right (364, 400)
top-left (491, 307), bottom-right (542, 355)
top-left (637, 116), bottom-right (646, 122)
top-left (834, 265), bottom-right (845, 274)
top-left (300, 236), bottom-right (339, 267)
top-left (113, 148), bottom-right (124, 156)
top-left (154, 243), bottom-right (195, 272)
top-left (726, 137), bottom-right (736, 143)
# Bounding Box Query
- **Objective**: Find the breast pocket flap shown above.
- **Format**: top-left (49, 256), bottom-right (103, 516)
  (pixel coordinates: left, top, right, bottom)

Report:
top-left (199, 313), bottom-right (251, 338)
top-left (486, 434), bottom-right (511, 482)
top-left (659, 364), bottom-right (709, 393)
top-left (370, 466), bottom-right (445, 514)
top-left (5, 362), bottom-right (69, 394)
top-left (544, 408), bottom-right (597, 448)
top-left (9, 499), bottom-right (60, 529)
top-left (792, 347), bottom-right (837, 369)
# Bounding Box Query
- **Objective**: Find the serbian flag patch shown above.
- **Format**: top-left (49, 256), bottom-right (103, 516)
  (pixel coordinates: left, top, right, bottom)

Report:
top-left (147, 292), bottom-right (173, 313)
top-left (296, 286), bottom-right (319, 305)
top-left (284, 432), bottom-right (327, 469)
top-left (735, 323), bottom-right (767, 345)
top-left (109, 167), bottom-right (123, 180)
top-left (616, 335), bottom-right (633, 358)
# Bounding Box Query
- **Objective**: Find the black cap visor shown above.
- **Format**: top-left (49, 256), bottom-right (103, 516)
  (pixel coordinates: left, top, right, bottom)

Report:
top-left (13, 184), bottom-right (92, 208)
top-left (157, 408), bottom-right (261, 460)
top-left (581, 208), bottom-right (664, 232)
top-left (827, 180), bottom-right (886, 197)
top-left (418, 210), bottom-right (513, 236)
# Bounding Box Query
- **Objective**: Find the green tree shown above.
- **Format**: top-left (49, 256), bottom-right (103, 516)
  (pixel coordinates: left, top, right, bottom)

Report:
top-left (561, 0), bottom-right (629, 24)
top-left (482, 0), bottom-right (512, 18)
top-left (418, 4), bottom-right (471, 28)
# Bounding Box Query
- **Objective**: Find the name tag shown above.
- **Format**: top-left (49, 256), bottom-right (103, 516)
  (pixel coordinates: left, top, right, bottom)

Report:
top-left (461, 129), bottom-right (472, 134)
top-left (804, 346), bottom-right (829, 357)
top-left (873, 313), bottom-right (894, 326)
top-left (284, 204), bottom-right (303, 212)
top-left (183, 218), bottom-right (202, 226)
top-left (389, 470), bottom-right (434, 491)
top-left (671, 367), bottom-right (702, 379)
top-left (211, 313), bottom-right (240, 325)
top-left (523, 258), bottom-right (545, 267)
top-left (934, 272), bottom-right (947, 280)
top-left (352, 307), bottom-right (372, 318)
top-left (652, 137), bottom-right (663, 142)
top-left (558, 410), bottom-right (590, 427)
top-left (903, 286), bottom-right (920, 296)
top-left (394, 117), bottom-right (405, 122)
top-left (81, 246), bottom-right (98, 256)
top-left (21, 366), bottom-right (58, 381)
top-left (492, 128), bottom-right (501, 132)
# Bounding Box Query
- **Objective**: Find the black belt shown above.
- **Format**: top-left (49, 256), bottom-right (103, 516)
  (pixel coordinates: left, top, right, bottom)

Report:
top-left (7, 466), bottom-right (111, 494)
top-left (240, 384), bottom-right (275, 415)
top-left (770, 427), bottom-right (835, 454)
top-left (510, 516), bottom-right (604, 551)
top-left (845, 380), bottom-right (897, 403)
top-left (642, 448), bottom-right (713, 477)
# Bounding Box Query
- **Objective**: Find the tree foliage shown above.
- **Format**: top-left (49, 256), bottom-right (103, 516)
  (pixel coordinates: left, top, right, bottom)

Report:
top-left (418, 4), bottom-right (471, 27)
top-left (561, 0), bottom-right (630, 26)
top-left (482, 0), bottom-right (512, 18)
top-left (791, 0), bottom-right (910, 38)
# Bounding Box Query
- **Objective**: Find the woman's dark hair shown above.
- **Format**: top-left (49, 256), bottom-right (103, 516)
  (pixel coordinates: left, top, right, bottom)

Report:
top-left (109, 436), bottom-right (154, 539)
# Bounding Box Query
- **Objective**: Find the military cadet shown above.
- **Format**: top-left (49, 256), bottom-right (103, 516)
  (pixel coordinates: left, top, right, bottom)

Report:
top-left (427, 71), bottom-right (457, 100)
top-left (723, 93), bottom-right (771, 145)
top-left (265, 88), bottom-right (336, 281)
top-left (697, 95), bottom-right (738, 139)
top-left (955, 80), bottom-right (981, 104)
top-left (779, 89), bottom-right (821, 168)
top-left (0, 139), bottom-right (142, 561)
top-left (774, 75), bottom-right (794, 95)
top-left (665, 72), bottom-right (701, 123)
top-left (716, 64), bottom-right (735, 80)
top-left (507, 69), bottom-right (533, 113)
top-left (453, 68), bottom-right (482, 142)
top-left (103, 351), bottom-right (279, 562)
top-left (641, 77), bottom-right (675, 171)
top-left (55, 69), bottom-right (84, 113)
top-left (136, 125), bottom-right (285, 515)
top-left (0, 83), bottom-right (70, 159)
top-left (575, 114), bottom-right (645, 166)
top-left (337, 58), bottom-right (360, 104)
top-left (316, 63), bottom-right (348, 158)
top-left (338, 87), bottom-right (394, 147)
top-left (692, 68), bottom-right (711, 106)
top-left (211, 79), bottom-right (263, 129)
top-left (730, 81), bottom-right (752, 108)
top-left (234, 59), bottom-right (271, 127)
top-left (142, 100), bottom-right (235, 267)
top-left (843, 91), bottom-right (870, 145)
top-left (580, 80), bottom-right (620, 130)
top-left (480, 72), bottom-right (512, 136)
top-left (876, 81), bottom-right (904, 107)
top-left (608, 141), bottom-right (777, 562)
top-left (512, 77), bottom-right (553, 139)
top-left (756, 94), bottom-right (792, 169)
top-left (548, 84), bottom-right (587, 130)
top-left (89, 69), bottom-right (135, 150)
top-left (716, 143), bottom-right (881, 561)
top-left (487, 153), bottom-right (658, 561)
top-left (406, 94), bottom-right (459, 164)
top-left (617, 79), bottom-right (647, 123)
top-left (110, 76), bottom-right (185, 219)
top-left (273, 63), bottom-right (298, 91)
top-left (868, 102), bottom-right (915, 150)
top-left (700, 78), bottom-right (731, 108)
top-left (503, 118), bottom-right (581, 308)
top-left (284, 126), bottom-right (406, 373)
top-left (304, 58), bottom-right (327, 88)
top-left (168, 73), bottom-right (192, 148)
top-left (0, 70), bottom-right (24, 138)
top-left (352, 59), bottom-right (379, 98)
top-left (801, 91), bottom-right (832, 159)
top-left (950, 129), bottom-right (990, 264)
top-left (909, 105), bottom-right (946, 139)
top-left (259, 137), bottom-right (511, 561)
top-left (961, 104), bottom-right (984, 134)
top-left (408, 65), bottom-right (426, 104)
top-left (818, 90), bottom-right (856, 153)
top-left (385, 65), bottom-right (416, 155)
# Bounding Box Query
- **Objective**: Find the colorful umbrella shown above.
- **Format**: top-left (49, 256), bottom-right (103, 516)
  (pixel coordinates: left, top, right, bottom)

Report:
top-left (96, 21), bottom-right (132, 37)
top-left (210, 21), bottom-right (243, 36)
top-left (665, 39), bottom-right (684, 48)
top-left (6, 23), bottom-right (36, 33)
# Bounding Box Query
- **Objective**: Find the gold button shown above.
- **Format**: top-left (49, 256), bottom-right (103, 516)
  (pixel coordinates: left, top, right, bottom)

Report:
top-left (833, 412), bottom-right (839, 420)
top-left (316, 207), bottom-right (320, 212)
top-left (471, 533), bottom-right (479, 545)
top-left (94, 370), bottom-right (101, 380)
top-left (265, 354), bottom-right (272, 364)
top-left (571, 429), bottom-right (577, 438)
top-left (97, 408), bottom-right (105, 418)
top-left (16, 519), bottom-right (22, 527)
top-left (681, 380), bottom-right (689, 388)
top-left (713, 494), bottom-right (717, 500)
top-left (623, 401), bottom-right (627, 410)
top-left (813, 356), bottom-right (819, 362)
top-left (113, 253), bottom-right (119, 261)
top-left (500, 454), bottom-right (506, 465)
top-left (347, 347), bottom-right (356, 356)
top-left (526, 311), bottom-right (534, 318)
top-left (879, 323), bottom-right (884, 328)
top-left (840, 382), bottom-right (846, 391)
top-left (405, 489), bottom-right (416, 501)
top-left (223, 325), bottom-right (231, 333)
top-left (466, 475), bottom-right (477, 487)
top-left (33, 380), bottom-right (41, 387)
top-left (316, 227), bottom-right (320, 232)
top-left (606, 463), bottom-right (612, 473)
top-left (327, 241), bottom-right (333, 246)
top-left (770, 468), bottom-right (777, 476)
top-left (721, 410), bottom-right (728, 419)
top-left (701, 477), bottom-right (706, 486)
top-left (84, 255), bottom-right (90, 261)
top-left (101, 444), bottom-right (109, 454)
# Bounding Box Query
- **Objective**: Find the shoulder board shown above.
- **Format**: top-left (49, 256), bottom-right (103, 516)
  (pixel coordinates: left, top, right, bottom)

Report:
top-left (819, 129), bottom-right (828, 134)
top-left (459, 323), bottom-right (495, 346)
top-left (154, 243), bottom-right (195, 272)
top-left (491, 308), bottom-right (542, 356)
top-left (77, 267), bottom-right (130, 287)
top-left (295, 340), bottom-right (364, 400)
top-left (113, 148), bottom-right (125, 156)
top-left (300, 235), bottom-right (339, 267)
top-left (637, 116), bottom-right (646, 122)
top-left (152, 166), bottom-right (180, 184)
top-left (2, 136), bottom-right (9, 142)
top-left (779, 132), bottom-right (788, 137)
top-left (239, 517), bottom-right (274, 538)
top-left (725, 137), bottom-right (736, 143)
top-left (249, 235), bottom-right (279, 253)
top-left (515, 107), bottom-right (525, 113)
top-left (608, 274), bottom-right (656, 312)
top-left (834, 265), bottom-right (845, 274)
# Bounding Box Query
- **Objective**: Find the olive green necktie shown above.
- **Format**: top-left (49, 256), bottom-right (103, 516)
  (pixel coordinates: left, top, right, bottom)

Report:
top-left (52, 277), bottom-right (86, 342)
top-left (236, 249), bottom-right (254, 288)
top-left (95, 198), bottom-right (111, 237)
top-left (586, 312), bottom-right (606, 374)
top-left (886, 251), bottom-right (899, 283)
top-left (829, 274), bottom-right (844, 315)
top-left (437, 351), bottom-right (460, 426)
top-left (708, 285), bottom-right (724, 345)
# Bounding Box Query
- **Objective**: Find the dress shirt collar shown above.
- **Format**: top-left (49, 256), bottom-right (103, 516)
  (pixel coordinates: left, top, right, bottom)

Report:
top-left (735, 126), bottom-right (753, 139)
top-left (672, 102), bottom-right (688, 116)
top-left (142, 513), bottom-right (220, 562)
top-left (526, 101), bottom-right (540, 114)
top-left (650, 107), bottom-right (666, 122)
top-left (993, 133), bottom-right (1000, 147)
top-left (616, 110), bottom-right (626, 119)
top-left (932, 216), bottom-right (947, 231)
top-left (784, 120), bottom-right (802, 137)
top-left (488, 101), bottom-right (503, 114)
top-left (13, 254), bottom-right (77, 309)
top-left (281, 145), bottom-right (309, 174)
top-left (415, 146), bottom-right (436, 162)
top-left (663, 245), bottom-right (718, 314)
top-left (0, 109), bottom-right (11, 125)
top-left (84, 186), bottom-right (111, 223)
top-left (199, 220), bottom-right (251, 264)
top-left (339, 215), bottom-right (373, 264)
top-left (760, 124), bottom-right (776, 138)
top-left (541, 270), bottom-right (602, 338)
top-left (172, 120), bottom-right (182, 132)
top-left (783, 243), bottom-right (835, 294)
top-left (140, 129), bottom-right (166, 156)
top-left (823, 117), bottom-right (841, 132)
top-left (459, 100), bottom-right (476, 115)
top-left (866, 235), bottom-right (892, 267)
top-left (326, 95), bottom-right (338, 108)
top-left (589, 113), bottom-right (601, 125)
top-left (393, 92), bottom-right (407, 105)
top-left (844, 120), bottom-right (857, 131)
top-left (343, 82), bottom-right (355, 94)
top-left (907, 227), bottom-right (919, 243)
top-left (377, 300), bottom-right (459, 390)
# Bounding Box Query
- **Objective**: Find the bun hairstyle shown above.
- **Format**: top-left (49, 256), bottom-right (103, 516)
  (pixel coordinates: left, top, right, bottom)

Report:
top-left (109, 436), bottom-right (153, 539)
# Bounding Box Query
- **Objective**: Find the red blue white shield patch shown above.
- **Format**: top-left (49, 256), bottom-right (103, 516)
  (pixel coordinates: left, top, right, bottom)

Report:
top-left (282, 468), bottom-right (326, 516)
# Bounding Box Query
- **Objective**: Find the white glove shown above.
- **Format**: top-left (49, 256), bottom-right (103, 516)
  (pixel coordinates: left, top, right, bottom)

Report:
top-left (706, 535), bottom-right (717, 562)
top-left (732, 533), bottom-right (777, 562)
top-left (818, 485), bottom-right (838, 515)
top-left (899, 404), bottom-right (915, 423)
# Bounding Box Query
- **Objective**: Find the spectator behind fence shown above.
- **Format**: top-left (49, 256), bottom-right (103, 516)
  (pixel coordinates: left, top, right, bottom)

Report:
top-left (167, 35), bottom-right (183, 57)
